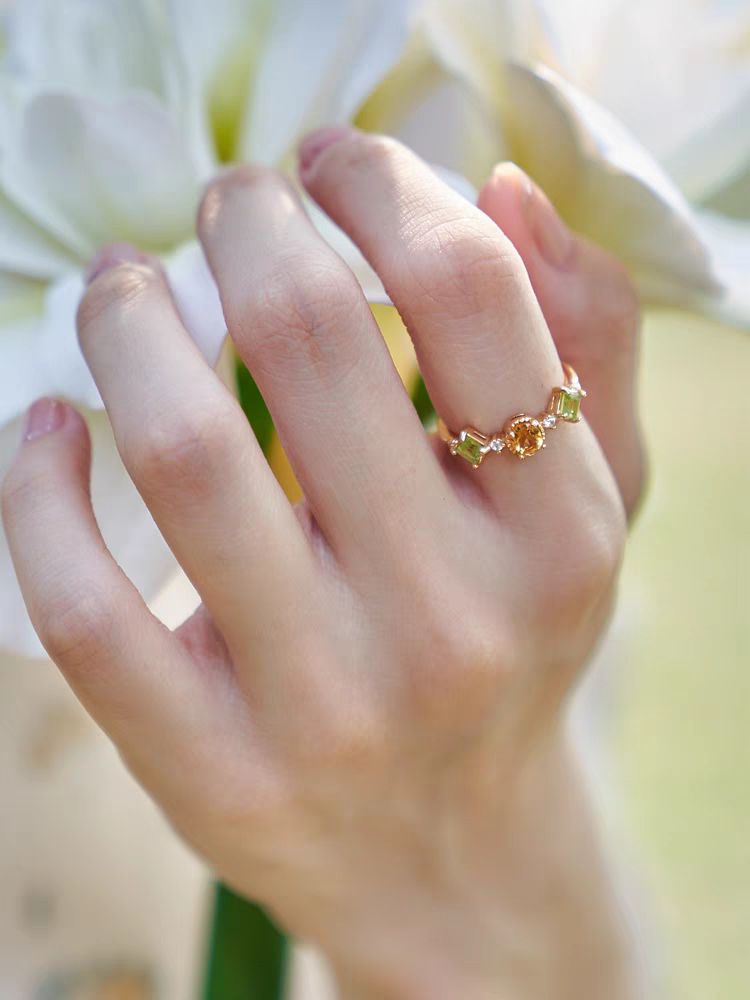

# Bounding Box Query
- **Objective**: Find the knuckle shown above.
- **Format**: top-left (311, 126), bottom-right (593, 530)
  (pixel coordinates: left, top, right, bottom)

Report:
top-left (38, 588), bottom-right (114, 671)
top-left (77, 263), bottom-right (161, 341)
top-left (125, 399), bottom-right (243, 502)
top-left (405, 590), bottom-right (511, 724)
top-left (241, 257), bottom-right (363, 380)
top-left (401, 218), bottom-right (524, 320)
top-left (537, 491), bottom-right (626, 624)
top-left (278, 646), bottom-right (390, 768)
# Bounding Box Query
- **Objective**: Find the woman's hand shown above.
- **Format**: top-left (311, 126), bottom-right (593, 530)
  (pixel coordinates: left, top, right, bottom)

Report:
top-left (2, 129), bottom-right (645, 999)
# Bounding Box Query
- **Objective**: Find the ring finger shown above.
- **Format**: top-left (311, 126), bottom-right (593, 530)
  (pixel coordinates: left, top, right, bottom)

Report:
top-left (299, 128), bottom-right (607, 519)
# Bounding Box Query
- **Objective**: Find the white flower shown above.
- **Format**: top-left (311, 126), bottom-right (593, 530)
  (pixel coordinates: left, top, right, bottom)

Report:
top-left (360, 0), bottom-right (750, 322)
top-left (2, 0), bottom-right (748, 657)
top-left (0, 0), bottom-right (418, 656)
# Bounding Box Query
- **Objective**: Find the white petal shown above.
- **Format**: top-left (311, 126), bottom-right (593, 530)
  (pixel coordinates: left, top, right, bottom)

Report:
top-left (242, 0), bottom-right (419, 165)
top-left (5, 0), bottom-right (168, 98)
top-left (574, 0), bottom-right (750, 205)
top-left (166, 0), bottom-right (264, 172)
top-left (0, 272), bottom-right (101, 428)
top-left (34, 272), bottom-right (102, 410)
top-left (166, 242), bottom-right (228, 368)
top-left (0, 269), bottom-right (45, 324)
top-left (421, 0), bottom-right (536, 95)
top-left (0, 409), bottom-right (177, 658)
top-left (168, 0), bottom-right (265, 98)
top-left (2, 92), bottom-right (199, 257)
top-left (0, 314), bottom-right (57, 427)
top-left (505, 64), bottom-right (721, 307)
top-left (305, 199), bottom-right (389, 305)
top-left (361, 37), bottom-right (506, 189)
top-left (0, 188), bottom-right (79, 278)
top-left (693, 211), bottom-right (750, 331)
top-left (0, 270), bottom-right (106, 430)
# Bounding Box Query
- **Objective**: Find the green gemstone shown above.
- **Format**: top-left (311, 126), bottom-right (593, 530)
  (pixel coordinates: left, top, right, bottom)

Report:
top-left (455, 430), bottom-right (487, 467)
top-left (555, 386), bottom-right (583, 422)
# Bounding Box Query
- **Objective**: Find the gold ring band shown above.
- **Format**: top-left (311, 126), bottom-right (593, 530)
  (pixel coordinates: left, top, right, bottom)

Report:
top-left (437, 363), bottom-right (586, 468)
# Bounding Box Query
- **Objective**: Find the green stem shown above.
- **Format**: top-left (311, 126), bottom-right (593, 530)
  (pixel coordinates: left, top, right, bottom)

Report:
top-left (203, 885), bottom-right (288, 1000)
top-left (201, 364), bottom-right (434, 1000)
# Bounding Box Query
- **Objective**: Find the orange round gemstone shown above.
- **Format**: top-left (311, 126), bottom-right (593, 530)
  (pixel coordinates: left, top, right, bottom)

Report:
top-left (504, 416), bottom-right (545, 458)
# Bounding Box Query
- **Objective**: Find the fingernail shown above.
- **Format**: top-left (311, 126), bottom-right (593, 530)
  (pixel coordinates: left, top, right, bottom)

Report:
top-left (85, 242), bottom-right (149, 285)
top-left (298, 126), bottom-right (355, 173)
top-left (23, 398), bottom-right (67, 443)
top-left (518, 173), bottom-right (574, 268)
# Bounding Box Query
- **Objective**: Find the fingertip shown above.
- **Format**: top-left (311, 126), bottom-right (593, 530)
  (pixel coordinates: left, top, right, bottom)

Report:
top-left (14, 399), bottom-right (91, 483)
top-left (481, 163), bottom-right (576, 271)
top-left (3, 400), bottom-right (91, 535)
top-left (85, 242), bottom-right (154, 286)
top-left (298, 125), bottom-right (357, 175)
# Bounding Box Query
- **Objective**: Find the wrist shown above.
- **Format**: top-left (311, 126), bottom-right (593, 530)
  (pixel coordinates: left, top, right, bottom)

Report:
top-left (329, 732), bottom-right (642, 1000)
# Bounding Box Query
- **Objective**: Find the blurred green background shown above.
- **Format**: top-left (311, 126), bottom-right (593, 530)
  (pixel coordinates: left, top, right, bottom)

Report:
top-left (615, 311), bottom-right (750, 999)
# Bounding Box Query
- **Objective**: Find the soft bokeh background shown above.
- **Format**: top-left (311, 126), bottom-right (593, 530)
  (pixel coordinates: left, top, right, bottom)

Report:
top-left (614, 311), bottom-right (750, 999)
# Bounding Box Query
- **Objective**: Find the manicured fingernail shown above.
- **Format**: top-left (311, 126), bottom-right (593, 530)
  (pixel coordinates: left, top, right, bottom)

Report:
top-left (85, 242), bottom-right (149, 285)
top-left (23, 398), bottom-right (67, 443)
top-left (518, 172), bottom-right (574, 268)
top-left (298, 126), bottom-right (355, 172)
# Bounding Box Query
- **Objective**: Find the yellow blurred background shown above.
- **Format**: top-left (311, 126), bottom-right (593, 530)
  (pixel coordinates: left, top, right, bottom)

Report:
top-left (615, 312), bottom-right (750, 998)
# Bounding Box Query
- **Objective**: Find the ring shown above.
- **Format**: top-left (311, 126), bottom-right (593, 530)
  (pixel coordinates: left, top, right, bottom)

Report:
top-left (437, 363), bottom-right (586, 468)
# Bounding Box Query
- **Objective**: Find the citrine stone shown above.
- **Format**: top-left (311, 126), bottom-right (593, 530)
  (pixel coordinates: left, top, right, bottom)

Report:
top-left (553, 386), bottom-right (583, 422)
top-left (505, 416), bottom-right (545, 459)
top-left (454, 428), bottom-right (488, 467)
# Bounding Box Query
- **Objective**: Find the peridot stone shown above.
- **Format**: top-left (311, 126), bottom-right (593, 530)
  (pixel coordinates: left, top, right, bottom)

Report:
top-left (554, 386), bottom-right (583, 422)
top-left (455, 429), bottom-right (488, 467)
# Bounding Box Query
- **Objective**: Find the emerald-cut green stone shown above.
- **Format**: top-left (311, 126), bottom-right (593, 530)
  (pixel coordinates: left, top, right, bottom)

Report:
top-left (554, 386), bottom-right (583, 422)
top-left (455, 429), bottom-right (487, 467)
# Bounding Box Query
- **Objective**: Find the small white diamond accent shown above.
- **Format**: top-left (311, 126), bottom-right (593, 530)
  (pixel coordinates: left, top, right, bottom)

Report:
top-left (542, 414), bottom-right (557, 429)
top-left (489, 437), bottom-right (505, 452)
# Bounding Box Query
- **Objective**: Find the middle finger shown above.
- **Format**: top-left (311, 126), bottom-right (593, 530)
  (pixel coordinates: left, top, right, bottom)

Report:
top-left (197, 166), bottom-right (449, 568)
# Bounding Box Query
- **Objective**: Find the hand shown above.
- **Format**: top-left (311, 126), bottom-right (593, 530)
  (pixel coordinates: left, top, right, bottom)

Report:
top-left (3, 129), bottom-right (645, 999)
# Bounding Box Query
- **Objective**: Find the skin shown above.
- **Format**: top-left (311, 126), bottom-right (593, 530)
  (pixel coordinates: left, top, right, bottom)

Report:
top-left (2, 128), bottom-right (646, 999)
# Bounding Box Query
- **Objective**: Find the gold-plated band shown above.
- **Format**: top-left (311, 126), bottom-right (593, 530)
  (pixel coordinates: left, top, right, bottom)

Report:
top-left (437, 362), bottom-right (586, 468)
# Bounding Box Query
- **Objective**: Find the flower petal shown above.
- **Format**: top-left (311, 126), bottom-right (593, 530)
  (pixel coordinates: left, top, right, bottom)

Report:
top-left (559, 0), bottom-right (750, 206)
top-left (305, 198), bottom-right (389, 305)
top-left (166, 0), bottom-right (265, 169)
top-left (2, 92), bottom-right (200, 258)
top-left (165, 241), bottom-right (228, 368)
top-left (693, 211), bottom-right (750, 331)
top-left (504, 64), bottom-right (721, 307)
top-left (0, 188), bottom-right (79, 278)
top-left (0, 409), bottom-right (176, 658)
top-left (0, 271), bottom-right (101, 429)
top-left (241, 0), bottom-right (419, 165)
top-left (167, 0), bottom-right (264, 99)
top-left (421, 0), bottom-right (536, 98)
top-left (358, 34), bottom-right (505, 189)
top-left (5, 0), bottom-right (168, 98)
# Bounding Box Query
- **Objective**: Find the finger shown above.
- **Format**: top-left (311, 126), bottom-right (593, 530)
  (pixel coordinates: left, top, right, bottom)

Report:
top-left (197, 166), bottom-right (449, 569)
top-left (298, 127), bottom-right (599, 513)
top-left (478, 165), bottom-right (645, 519)
top-left (1, 400), bottom-right (219, 784)
top-left (77, 246), bottom-right (315, 653)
